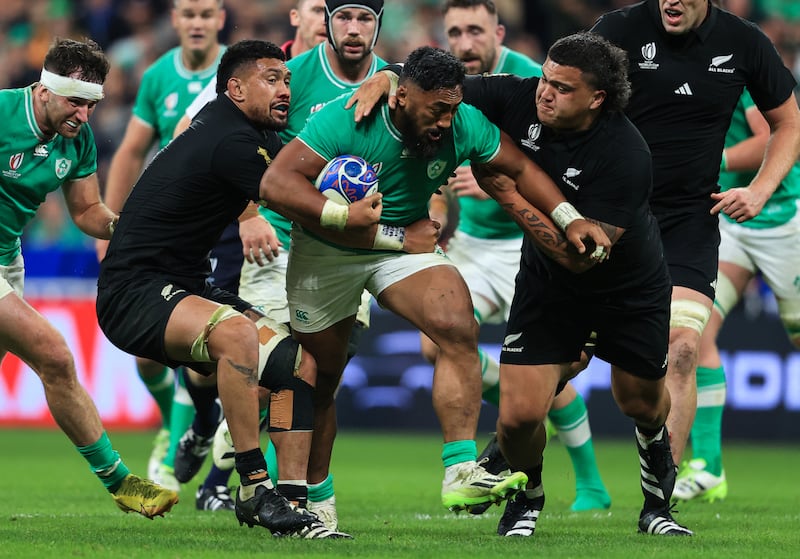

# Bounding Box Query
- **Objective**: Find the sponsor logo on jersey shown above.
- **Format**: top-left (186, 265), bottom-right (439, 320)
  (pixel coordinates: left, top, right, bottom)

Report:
top-left (3, 153), bottom-right (23, 179)
top-left (309, 102), bottom-right (325, 114)
top-left (502, 332), bottom-right (524, 353)
top-left (708, 54), bottom-right (735, 74)
top-left (188, 81), bottom-right (203, 94)
top-left (33, 144), bottom-right (49, 157)
top-left (674, 83), bottom-right (693, 96)
top-left (55, 158), bottom-right (72, 180)
top-left (426, 159), bottom-right (447, 180)
top-left (638, 42), bottom-right (659, 70)
top-left (160, 283), bottom-right (186, 301)
top-left (520, 123), bottom-right (541, 151)
top-left (562, 167), bottom-right (582, 190)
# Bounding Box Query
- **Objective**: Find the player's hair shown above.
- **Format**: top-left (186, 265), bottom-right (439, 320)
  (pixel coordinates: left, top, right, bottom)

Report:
top-left (443, 0), bottom-right (498, 17)
top-left (43, 37), bottom-right (109, 84)
top-left (547, 32), bottom-right (631, 113)
top-left (400, 46), bottom-right (465, 92)
top-left (216, 40), bottom-right (285, 94)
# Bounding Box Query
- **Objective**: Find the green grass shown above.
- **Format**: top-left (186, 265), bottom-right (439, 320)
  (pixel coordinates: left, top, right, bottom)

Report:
top-left (0, 430), bottom-right (797, 558)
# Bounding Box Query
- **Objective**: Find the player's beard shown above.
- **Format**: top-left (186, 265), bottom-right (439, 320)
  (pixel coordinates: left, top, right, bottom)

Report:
top-left (400, 127), bottom-right (451, 159)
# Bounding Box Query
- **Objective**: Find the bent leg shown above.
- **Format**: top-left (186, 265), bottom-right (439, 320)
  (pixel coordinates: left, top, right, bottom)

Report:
top-left (379, 265), bottom-right (481, 443)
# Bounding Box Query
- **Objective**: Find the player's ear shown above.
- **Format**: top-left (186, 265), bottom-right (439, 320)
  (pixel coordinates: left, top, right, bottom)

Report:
top-left (590, 90), bottom-right (606, 110)
top-left (227, 77), bottom-right (245, 102)
top-left (496, 23), bottom-right (506, 45)
top-left (395, 84), bottom-right (408, 107)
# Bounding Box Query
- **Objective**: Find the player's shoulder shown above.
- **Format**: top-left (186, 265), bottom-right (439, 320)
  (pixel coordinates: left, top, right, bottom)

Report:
top-left (0, 87), bottom-right (24, 108)
top-left (286, 43), bottom-right (322, 71)
top-left (496, 47), bottom-right (541, 77)
top-left (592, 0), bottom-right (649, 35)
top-left (143, 47), bottom-right (180, 73)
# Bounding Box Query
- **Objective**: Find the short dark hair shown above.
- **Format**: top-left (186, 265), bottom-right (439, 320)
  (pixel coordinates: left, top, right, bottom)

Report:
top-left (43, 37), bottom-right (110, 84)
top-left (400, 46), bottom-right (465, 92)
top-left (547, 32), bottom-right (631, 113)
top-left (442, 0), bottom-right (497, 16)
top-left (216, 40), bottom-right (285, 94)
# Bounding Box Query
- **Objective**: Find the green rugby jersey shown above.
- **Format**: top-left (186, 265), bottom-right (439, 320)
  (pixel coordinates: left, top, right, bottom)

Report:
top-left (720, 90), bottom-right (799, 228)
top-left (297, 94), bottom-right (501, 248)
top-left (457, 47), bottom-right (541, 240)
top-left (133, 46), bottom-right (224, 150)
top-left (0, 87), bottom-right (97, 264)
top-left (258, 44), bottom-right (387, 246)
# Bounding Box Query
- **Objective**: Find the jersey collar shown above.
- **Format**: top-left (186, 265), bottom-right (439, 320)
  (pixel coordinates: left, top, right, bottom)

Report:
top-left (318, 43), bottom-right (379, 89)
top-left (24, 86), bottom-right (49, 142)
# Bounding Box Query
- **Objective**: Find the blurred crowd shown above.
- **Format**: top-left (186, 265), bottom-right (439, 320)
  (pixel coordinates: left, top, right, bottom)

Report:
top-left (2, 0), bottom-right (799, 256)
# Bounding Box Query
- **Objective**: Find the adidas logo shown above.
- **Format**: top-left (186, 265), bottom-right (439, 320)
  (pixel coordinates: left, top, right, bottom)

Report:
top-left (674, 83), bottom-right (693, 95)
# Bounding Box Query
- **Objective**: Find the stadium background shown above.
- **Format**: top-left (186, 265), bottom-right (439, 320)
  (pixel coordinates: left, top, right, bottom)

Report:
top-left (1, 0), bottom-right (799, 439)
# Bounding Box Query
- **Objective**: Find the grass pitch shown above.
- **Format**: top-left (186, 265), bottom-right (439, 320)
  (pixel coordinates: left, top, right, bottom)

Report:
top-left (0, 429), bottom-right (797, 558)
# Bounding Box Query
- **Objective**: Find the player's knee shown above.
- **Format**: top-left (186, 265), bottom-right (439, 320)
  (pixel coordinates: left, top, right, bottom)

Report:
top-left (499, 396), bottom-right (548, 430)
top-left (192, 305), bottom-right (248, 363)
top-left (670, 299), bottom-right (711, 335)
top-left (428, 312), bottom-right (479, 352)
top-left (498, 408), bottom-right (545, 435)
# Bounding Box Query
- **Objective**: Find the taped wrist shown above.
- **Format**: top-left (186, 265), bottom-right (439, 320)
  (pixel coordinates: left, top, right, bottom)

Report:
top-left (320, 199), bottom-right (348, 230)
top-left (550, 202), bottom-right (584, 231)
top-left (373, 224), bottom-right (405, 250)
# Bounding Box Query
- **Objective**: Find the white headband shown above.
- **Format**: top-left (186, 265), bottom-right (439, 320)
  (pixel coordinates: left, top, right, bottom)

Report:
top-left (40, 68), bottom-right (104, 101)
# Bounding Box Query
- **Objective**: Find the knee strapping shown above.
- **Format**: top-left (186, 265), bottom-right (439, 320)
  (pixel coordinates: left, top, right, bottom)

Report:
top-left (190, 305), bottom-right (241, 362)
top-left (670, 299), bottom-right (711, 334)
top-left (712, 272), bottom-right (739, 320)
top-left (252, 317), bottom-right (314, 432)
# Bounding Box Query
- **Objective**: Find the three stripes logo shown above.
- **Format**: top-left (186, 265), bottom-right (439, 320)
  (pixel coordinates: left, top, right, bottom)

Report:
top-left (674, 83), bottom-right (693, 96)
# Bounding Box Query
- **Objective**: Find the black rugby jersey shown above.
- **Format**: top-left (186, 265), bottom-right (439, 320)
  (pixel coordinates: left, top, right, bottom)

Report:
top-left (463, 74), bottom-right (669, 296)
top-left (99, 94), bottom-right (283, 289)
top-left (592, 0), bottom-right (796, 214)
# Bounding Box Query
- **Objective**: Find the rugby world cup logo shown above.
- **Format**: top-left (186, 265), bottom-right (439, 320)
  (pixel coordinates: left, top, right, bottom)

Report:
top-left (9, 153), bottom-right (23, 171)
top-left (639, 42), bottom-right (659, 70)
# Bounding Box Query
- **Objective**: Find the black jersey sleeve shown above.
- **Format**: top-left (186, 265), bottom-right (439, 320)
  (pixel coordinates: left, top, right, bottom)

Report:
top-left (743, 20), bottom-right (797, 111)
top-left (210, 130), bottom-right (279, 202)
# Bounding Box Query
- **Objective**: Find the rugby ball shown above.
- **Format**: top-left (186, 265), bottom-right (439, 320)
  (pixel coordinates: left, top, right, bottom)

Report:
top-left (315, 154), bottom-right (379, 205)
